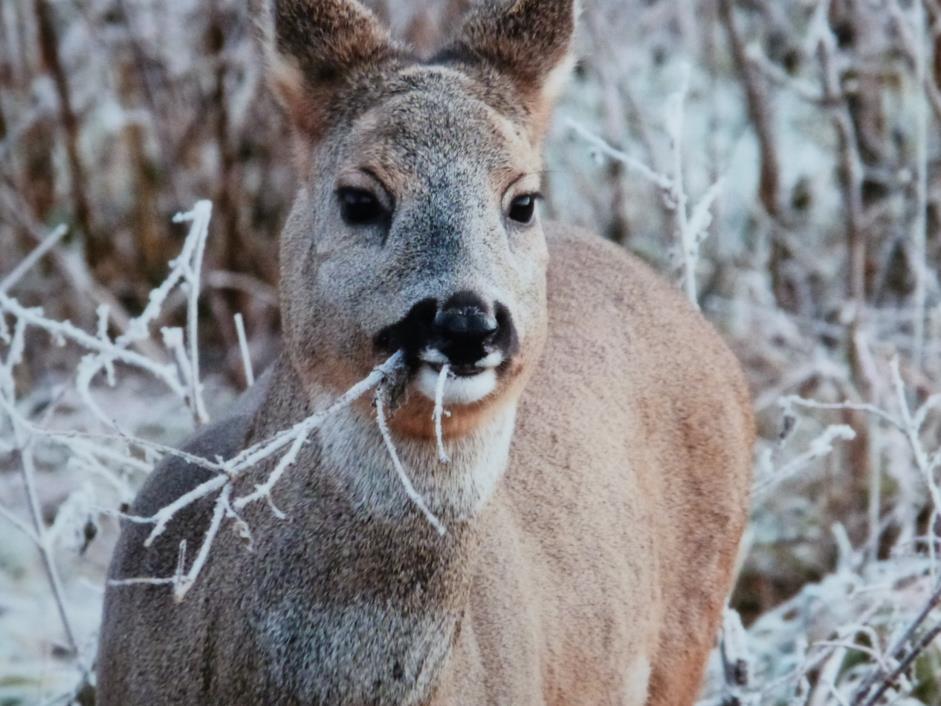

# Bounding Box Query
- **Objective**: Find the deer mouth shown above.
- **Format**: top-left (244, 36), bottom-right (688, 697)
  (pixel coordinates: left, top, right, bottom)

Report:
top-left (373, 296), bottom-right (518, 405)
top-left (409, 347), bottom-right (504, 405)
top-left (419, 348), bottom-right (504, 376)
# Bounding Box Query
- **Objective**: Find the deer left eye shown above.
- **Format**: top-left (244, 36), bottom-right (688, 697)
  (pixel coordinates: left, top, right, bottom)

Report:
top-left (508, 194), bottom-right (537, 225)
top-left (338, 188), bottom-right (386, 226)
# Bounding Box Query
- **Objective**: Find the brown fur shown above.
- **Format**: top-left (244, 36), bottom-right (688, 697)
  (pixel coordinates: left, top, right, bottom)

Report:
top-left (97, 2), bottom-right (753, 704)
top-left (430, 227), bottom-right (753, 705)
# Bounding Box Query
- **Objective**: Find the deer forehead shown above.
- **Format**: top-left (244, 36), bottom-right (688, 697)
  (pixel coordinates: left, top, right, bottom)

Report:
top-left (323, 67), bottom-right (541, 194)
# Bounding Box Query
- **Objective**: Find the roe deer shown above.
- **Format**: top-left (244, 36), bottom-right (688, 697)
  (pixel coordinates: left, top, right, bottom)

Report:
top-left (97, 0), bottom-right (754, 703)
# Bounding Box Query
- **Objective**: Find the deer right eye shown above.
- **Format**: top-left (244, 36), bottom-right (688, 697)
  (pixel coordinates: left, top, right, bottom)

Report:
top-left (338, 188), bottom-right (385, 226)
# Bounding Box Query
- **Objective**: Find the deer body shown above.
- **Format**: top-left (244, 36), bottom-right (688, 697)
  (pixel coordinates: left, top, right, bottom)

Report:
top-left (98, 2), bottom-right (753, 704)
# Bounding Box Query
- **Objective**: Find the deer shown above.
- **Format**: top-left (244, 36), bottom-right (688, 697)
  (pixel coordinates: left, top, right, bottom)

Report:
top-left (96, 0), bottom-right (754, 704)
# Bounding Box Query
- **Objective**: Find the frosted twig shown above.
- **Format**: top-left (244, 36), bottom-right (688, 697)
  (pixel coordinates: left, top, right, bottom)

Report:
top-left (135, 475), bottom-right (229, 546)
top-left (0, 293), bottom-right (185, 398)
top-left (109, 542), bottom-right (186, 590)
top-left (231, 425), bottom-right (304, 518)
top-left (173, 202), bottom-right (212, 425)
top-left (375, 385), bottom-right (446, 535)
top-left (889, 357), bottom-right (941, 516)
top-left (666, 67), bottom-right (694, 305)
top-left (567, 75), bottom-right (722, 309)
top-left (565, 119), bottom-right (673, 190)
top-left (781, 395), bottom-right (898, 430)
top-left (100, 351), bottom-right (423, 599)
top-left (10, 439), bottom-right (84, 670)
top-left (172, 484), bottom-right (230, 601)
top-left (18, 200), bottom-right (217, 429)
top-left (753, 423), bottom-right (856, 504)
top-left (229, 351), bottom-right (405, 476)
top-left (32, 426), bottom-right (222, 475)
top-left (162, 327), bottom-right (196, 404)
top-left (0, 224), bottom-right (68, 294)
top-left (234, 312), bottom-right (254, 387)
top-left (913, 393), bottom-right (941, 431)
top-left (115, 204), bottom-right (206, 345)
top-left (114, 351), bottom-right (408, 587)
top-left (857, 619), bottom-right (941, 706)
top-left (0, 501), bottom-right (40, 543)
top-left (853, 578), bottom-right (941, 703)
top-left (663, 66), bottom-right (724, 309)
top-left (686, 177), bottom-right (724, 258)
top-left (113, 486), bottom-right (233, 603)
top-left (0, 360), bottom-right (209, 477)
top-left (107, 575), bottom-right (177, 588)
top-left (782, 359), bottom-right (941, 514)
top-left (433, 364), bottom-right (450, 463)
top-left (96, 305), bottom-right (115, 386)
top-left (0, 327), bottom-right (82, 664)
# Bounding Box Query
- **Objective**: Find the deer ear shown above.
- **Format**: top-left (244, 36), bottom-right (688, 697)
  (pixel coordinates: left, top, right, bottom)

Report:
top-left (259, 0), bottom-right (397, 138)
top-left (440, 0), bottom-right (579, 138)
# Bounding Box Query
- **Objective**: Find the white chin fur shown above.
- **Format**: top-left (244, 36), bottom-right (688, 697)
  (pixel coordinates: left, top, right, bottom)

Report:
top-left (415, 365), bottom-right (496, 405)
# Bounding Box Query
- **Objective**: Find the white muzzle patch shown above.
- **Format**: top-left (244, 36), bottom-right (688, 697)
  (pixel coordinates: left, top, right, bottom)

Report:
top-left (415, 348), bottom-right (504, 405)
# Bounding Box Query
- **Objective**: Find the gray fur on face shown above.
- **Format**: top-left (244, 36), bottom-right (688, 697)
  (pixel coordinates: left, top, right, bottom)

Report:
top-left (280, 66), bottom-right (548, 396)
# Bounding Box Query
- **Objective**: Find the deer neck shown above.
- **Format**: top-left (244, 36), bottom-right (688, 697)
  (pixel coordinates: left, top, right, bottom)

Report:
top-left (253, 356), bottom-right (518, 523)
top-left (242, 355), bottom-right (517, 703)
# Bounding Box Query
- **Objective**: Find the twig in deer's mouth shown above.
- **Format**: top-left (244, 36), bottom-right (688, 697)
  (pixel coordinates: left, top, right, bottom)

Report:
top-left (375, 382), bottom-right (447, 536)
top-left (433, 364), bottom-right (451, 463)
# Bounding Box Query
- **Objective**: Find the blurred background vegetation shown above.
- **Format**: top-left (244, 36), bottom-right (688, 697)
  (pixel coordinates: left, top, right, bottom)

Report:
top-left (1, 0), bottom-right (940, 703)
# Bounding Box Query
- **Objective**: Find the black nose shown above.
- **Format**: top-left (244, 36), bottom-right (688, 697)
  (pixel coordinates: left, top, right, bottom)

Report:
top-left (434, 292), bottom-right (498, 342)
top-left (431, 291), bottom-right (503, 368)
top-left (373, 291), bottom-right (518, 369)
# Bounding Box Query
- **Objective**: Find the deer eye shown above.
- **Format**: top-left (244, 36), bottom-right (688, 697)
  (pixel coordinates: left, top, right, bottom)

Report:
top-left (508, 194), bottom-right (538, 225)
top-left (338, 188), bottom-right (386, 226)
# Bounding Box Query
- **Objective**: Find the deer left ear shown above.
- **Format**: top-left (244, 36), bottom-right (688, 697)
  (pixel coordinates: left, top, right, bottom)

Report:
top-left (257, 0), bottom-right (398, 139)
top-left (437, 0), bottom-right (579, 140)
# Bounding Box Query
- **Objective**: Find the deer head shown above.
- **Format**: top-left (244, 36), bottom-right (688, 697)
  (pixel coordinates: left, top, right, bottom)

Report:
top-left (261, 0), bottom-right (578, 439)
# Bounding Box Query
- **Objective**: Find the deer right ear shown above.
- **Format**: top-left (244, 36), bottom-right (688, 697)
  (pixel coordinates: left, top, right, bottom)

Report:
top-left (257, 0), bottom-right (396, 138)
top-left (439, 0), bottom-right (579, 140)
